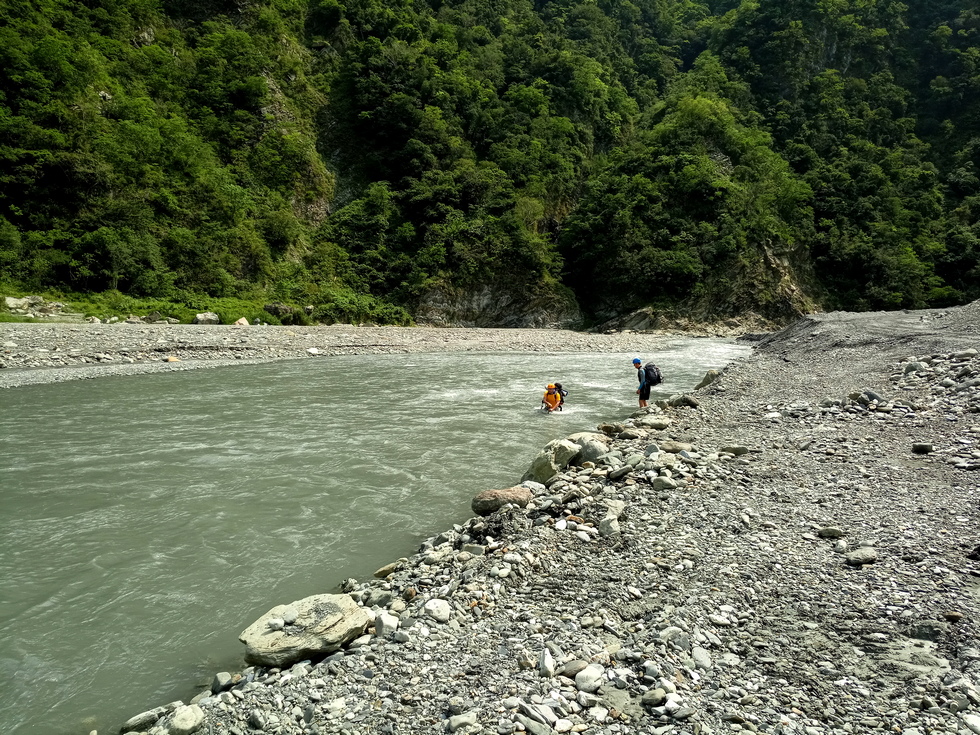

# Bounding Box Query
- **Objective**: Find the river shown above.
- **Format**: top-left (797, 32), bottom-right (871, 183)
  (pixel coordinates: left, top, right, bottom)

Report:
top-left (0, 340), bottom-right (749, 734)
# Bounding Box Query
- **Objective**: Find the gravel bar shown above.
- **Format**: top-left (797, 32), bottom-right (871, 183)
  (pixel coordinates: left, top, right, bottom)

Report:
top-left (0, 323), bottom-right (720, 389)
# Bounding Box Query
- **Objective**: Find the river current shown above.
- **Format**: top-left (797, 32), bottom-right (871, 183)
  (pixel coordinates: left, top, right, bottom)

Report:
top-left (0, 341), bottom-right (750, 734)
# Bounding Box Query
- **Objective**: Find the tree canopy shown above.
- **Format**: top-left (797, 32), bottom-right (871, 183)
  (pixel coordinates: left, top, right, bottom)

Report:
top-left (1, 0), bottom-right (977, 323)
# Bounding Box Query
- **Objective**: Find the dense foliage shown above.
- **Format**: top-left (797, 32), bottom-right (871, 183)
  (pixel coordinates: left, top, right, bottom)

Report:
top-left (1, 0), bottom-right (978, 323)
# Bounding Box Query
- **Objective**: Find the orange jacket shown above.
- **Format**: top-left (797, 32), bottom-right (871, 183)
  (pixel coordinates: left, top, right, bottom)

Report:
top-left (542, 390), bottom-right (561, 410)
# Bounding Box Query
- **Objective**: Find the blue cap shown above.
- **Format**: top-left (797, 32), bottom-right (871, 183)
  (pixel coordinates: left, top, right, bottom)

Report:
top-left (632, 358), bottom-right (641, 364)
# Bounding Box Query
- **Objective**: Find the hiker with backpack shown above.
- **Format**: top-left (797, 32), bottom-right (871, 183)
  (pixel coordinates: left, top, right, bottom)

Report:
top-left (541, 383), bottom-right (562, 412)
top-left (541, 382), bottom-right (569, 412)
top-left (632, 357), bottom-right (662, 407)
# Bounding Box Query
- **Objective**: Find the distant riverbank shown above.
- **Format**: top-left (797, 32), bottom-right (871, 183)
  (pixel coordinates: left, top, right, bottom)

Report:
top-left (0, 322), bottom-right (751, 389)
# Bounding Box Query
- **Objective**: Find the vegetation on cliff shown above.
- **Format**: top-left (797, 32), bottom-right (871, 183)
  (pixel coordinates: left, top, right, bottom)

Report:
top-left (1, 0), bottom-right (977, 324)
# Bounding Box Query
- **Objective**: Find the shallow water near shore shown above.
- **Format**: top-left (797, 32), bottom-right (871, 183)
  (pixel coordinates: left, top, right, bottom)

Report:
top-left (0, 340), bottom-right (749, 735)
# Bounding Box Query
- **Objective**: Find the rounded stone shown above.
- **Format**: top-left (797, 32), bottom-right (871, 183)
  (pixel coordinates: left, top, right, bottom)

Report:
top-left (423, 598), bottom-right (452, 623)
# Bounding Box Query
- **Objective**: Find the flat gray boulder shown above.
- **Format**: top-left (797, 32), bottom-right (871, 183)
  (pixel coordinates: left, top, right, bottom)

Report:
top-left (634, 415), bottom-right (671, 430)
top-left (239, 594), bottom-right (370, 667)
top-left (659, 440), bottom-right (693, 453)
top-left (845, 547), bottom-right (879, 566)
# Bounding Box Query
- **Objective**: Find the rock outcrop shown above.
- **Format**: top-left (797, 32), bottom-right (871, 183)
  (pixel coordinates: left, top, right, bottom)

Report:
top-left (414, 282), bottom-right (582, 329)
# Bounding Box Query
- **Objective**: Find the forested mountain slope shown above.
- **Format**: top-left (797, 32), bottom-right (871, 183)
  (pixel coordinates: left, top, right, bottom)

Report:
top-left (1, 0), bottom-right (977, 326)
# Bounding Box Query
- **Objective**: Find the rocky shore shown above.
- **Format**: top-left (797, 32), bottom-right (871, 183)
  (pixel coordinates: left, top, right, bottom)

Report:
top-left (8, 304), bottom-right (980, 735)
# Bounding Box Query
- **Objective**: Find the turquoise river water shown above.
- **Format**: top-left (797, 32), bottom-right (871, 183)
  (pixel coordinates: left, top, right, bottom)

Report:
top-left (0, 340), bottom-right (750, 734)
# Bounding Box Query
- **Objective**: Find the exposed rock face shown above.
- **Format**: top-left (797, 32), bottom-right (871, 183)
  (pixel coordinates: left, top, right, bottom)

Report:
top-left (471, 486), bottom-right (534, 516)
top-left (595, 307), bottom-right (784, 337)
top-left (592, 238), bottom-right (820, 330)
top-left (415, 283), bottom-right (581, 328)
top-left (239, 594), bottom-right (370, 667)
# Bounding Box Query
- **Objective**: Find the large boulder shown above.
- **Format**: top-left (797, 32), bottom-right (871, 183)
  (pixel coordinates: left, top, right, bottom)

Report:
top-left (192, 312), bottom-right (220, 325)
top-left (471, 486), bottom-right (533, 516)
top-left (239, 594), bottom-right (370, 667)
top-left (565, 432), bottom-right (611, 465)
top-left (521, 439), bottom-right (580, 484)
top-left (695, 369), bottom-right (722, 390)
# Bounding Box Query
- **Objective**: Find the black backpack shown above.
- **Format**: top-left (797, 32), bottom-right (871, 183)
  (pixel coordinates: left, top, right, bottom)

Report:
top-left (644, 362), bottom-right (662, 386)
top-left (554, 382), bottom-right (568, 406)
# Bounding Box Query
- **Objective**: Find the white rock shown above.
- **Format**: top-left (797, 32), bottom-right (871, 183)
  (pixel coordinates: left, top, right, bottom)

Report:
top-left (575, 664), bottom-right (604, 693)
top-left (375, 612), bottom-right (400, 637)
top-left (691, 646), bottom-right (712, 670)
top-left (448, 712), bottom-right (478, 731)
top-left (539, 648), bottom-right (556, 678)
top-left (423, 598), bottom-right (452, 623)
top-left (167, 705), bottom-right (205, 735)
top-left (963, 713), bottom-right (980, 735)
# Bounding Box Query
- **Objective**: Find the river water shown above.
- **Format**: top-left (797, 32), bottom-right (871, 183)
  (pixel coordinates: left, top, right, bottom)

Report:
top-left (0, 340), bottom-right (749, 734)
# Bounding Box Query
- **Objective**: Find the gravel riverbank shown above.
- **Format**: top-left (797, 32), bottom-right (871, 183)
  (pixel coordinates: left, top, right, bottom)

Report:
top-left (7, 305), bottom-right (980, 735)
top-left (0, 322), bottom-right (724, 389)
